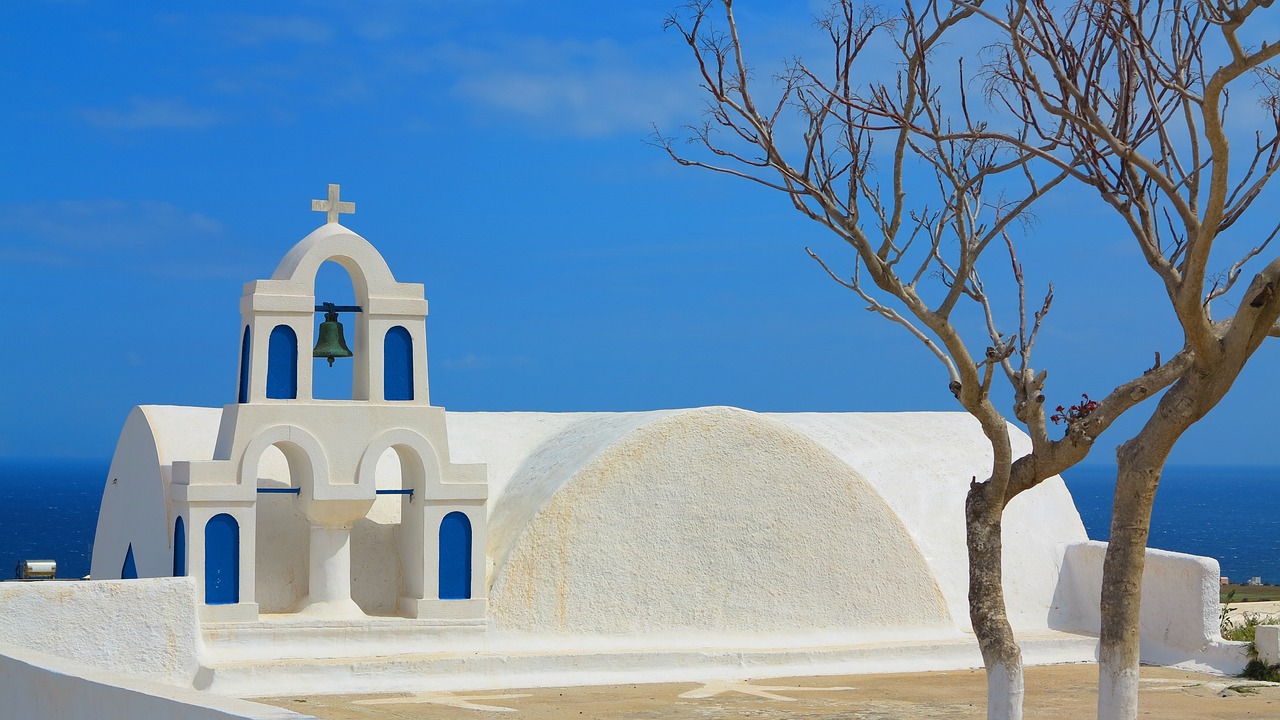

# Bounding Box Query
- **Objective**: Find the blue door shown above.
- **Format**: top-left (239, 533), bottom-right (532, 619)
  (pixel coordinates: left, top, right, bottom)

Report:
top-left (121, 544), bottom-right (137, 579)
top-left (438, 512), bottom-right (472, 600)
top-left (205, 514), bottom-right (239, 604)
top-left (173, 516), bottom-right (187, 577)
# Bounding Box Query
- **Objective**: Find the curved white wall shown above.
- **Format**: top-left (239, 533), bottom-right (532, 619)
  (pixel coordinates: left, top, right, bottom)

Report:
top-left (450, 408), bottom-right (1090, 638)
top-left (486, 407), bottom-right (952, 639)
top-left (770, 413), bottom-right (1088, 629)
top-left (91, 406), bottom-right (223, 580)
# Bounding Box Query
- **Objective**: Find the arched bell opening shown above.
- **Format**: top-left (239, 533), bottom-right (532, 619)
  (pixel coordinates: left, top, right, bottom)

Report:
top-left (312, 261), bottom-right (359, 400)
top-left (253, 442), bottom-right (312, 613)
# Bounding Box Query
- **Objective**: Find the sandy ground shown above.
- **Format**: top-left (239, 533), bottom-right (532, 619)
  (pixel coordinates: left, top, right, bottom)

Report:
top-left (259, 605), bottom-right (1280, 719)
top-left (259, 663), bottom-right (1280, 719)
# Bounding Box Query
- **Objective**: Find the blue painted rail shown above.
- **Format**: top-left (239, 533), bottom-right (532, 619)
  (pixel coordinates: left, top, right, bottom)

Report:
top-left (376, 489), bottom-right (414, 502)
top-left (254, 487), bottom-right (413, 501)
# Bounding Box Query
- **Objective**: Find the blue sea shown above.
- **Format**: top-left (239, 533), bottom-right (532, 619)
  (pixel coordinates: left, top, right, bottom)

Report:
top-left (0, 460), bottom-right (106, 580)
top-left (0, 460), bottom-right (1277, 583)
top-left (1062, 464), bottom-right (1280, 585)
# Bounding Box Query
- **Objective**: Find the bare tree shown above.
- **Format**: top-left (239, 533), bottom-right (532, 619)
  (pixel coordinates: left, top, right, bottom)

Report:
top-left (936, 1), bottom-right (1280, 717)
top-left (657, 2), bottom-right (1188, 718)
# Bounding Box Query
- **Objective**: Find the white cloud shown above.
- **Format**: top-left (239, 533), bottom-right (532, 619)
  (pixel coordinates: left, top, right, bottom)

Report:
top-left (81, 97), bottom-right (221, 130)
top-left (441, 38), bottom-right (701, 137)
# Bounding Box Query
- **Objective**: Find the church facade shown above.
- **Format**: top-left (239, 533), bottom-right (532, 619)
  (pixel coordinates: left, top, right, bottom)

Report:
top-left (79, 187), bottom-right (1241, 698)
top-left (92, 187), bottom-right (487, 625)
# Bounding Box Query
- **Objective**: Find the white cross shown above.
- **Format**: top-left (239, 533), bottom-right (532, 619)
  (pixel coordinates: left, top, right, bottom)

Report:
top-left (311, 184), bottom-right (355, 224)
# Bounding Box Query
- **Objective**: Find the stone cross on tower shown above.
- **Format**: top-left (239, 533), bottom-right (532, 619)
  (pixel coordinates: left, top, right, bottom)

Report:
top-left (311, 184), bottom-right (356, 224)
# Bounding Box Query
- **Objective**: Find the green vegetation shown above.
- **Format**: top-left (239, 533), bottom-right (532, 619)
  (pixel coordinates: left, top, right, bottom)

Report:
top-left (1220, 584), bottom-right (1280, 603)
top-left (1241, 659), bottom-right (1280, 682)
top-left (1221, 611), bottom-right (1277, 644)
top-left (1220, 590), bottom-right (1280, 681)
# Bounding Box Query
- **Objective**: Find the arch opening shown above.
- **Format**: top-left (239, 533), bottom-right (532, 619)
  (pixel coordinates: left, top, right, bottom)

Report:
top-left (312, 261), bottom-right (358, 401)
top-left (351, 447), bottom-right (408, 615)
top-left (254, 443), bottom-right (311, 613)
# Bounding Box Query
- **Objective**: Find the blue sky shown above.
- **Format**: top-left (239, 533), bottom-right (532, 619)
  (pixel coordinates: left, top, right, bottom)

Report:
top-left (3, 1), bottom-right (1279, 467)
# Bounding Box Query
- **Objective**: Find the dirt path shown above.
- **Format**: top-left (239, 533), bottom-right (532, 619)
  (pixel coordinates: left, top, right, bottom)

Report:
top-left (260, 663), bottom-right (1280, 719)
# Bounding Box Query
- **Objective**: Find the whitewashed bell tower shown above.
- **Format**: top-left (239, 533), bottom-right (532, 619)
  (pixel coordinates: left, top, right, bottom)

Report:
top-left (168, 185), bottom-right (488, 622)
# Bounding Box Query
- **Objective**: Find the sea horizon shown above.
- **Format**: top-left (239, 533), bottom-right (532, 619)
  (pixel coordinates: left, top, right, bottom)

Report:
top-left (1, 458), bottom-right (1277, 585)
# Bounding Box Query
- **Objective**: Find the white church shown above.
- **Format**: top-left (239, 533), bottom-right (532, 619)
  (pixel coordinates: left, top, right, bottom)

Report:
top-left (0, 187), bottom-right (1248, 718)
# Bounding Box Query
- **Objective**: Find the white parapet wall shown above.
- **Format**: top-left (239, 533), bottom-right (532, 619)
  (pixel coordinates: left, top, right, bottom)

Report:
top-left (1257, 626), bottom-right (1280, 666)
top-left (1050, 540), bottom-right (1248, 673)
top-left (0, 577), bottom-right (205, 687)
top-left (0, 641), bottom-right (314, 720)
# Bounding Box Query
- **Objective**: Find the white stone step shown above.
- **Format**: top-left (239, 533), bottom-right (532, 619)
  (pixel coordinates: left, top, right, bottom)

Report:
top-left (200, 631), bottom-right (1101, 698)
top-left (201, 615), bottom-right (486, 664)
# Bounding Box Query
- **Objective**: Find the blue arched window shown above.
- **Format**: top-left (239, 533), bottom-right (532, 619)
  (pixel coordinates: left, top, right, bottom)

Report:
top-left (384, 326), bottom-right (414, 401)
top-left (121, 544), bottom-right (138, 579)
top-left (173, 516), bottom-right (187, 577)
top-left (439, 512), bottom-right (472, 600)
top-left (237, 326), bottom-right (251, 403)
top-left (205, 514), bottom-right (239, 605)
top-left (266, 325), bottom-right (298, 399)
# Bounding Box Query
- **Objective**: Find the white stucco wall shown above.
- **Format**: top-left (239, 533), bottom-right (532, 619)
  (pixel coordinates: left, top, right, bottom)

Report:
top-left (445, 411), bottom-right (673, 506)
top-left (1257, 625), bottom-right (1280, 665)
top-left (448, 408), bottom-right (1088, 639)
top-left (1052, 540), bottom-right (1248, 673)
top-left (482, 407), bottom-right (952, 641)
top-left (770, 412), bottom-right (1088, 629)
top-left (0, 577), bottom-right (205, 686)
top-left (0, 641), bottom-right (313, 720)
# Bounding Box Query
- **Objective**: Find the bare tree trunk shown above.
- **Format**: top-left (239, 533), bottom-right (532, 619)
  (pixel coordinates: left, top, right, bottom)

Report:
top-left (967, 481), bottom-right (1023, 720)
top-left (1096, 459), bottom-right (1160, 719)
top-left (1097, 388), bottom-right (1188, 720)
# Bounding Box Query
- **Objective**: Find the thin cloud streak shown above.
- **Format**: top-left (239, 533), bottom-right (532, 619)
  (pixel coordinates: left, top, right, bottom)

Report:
top-left (0, 200), bottom-right (224, 266)
top-left (81, 97), bottom-right (221, 130)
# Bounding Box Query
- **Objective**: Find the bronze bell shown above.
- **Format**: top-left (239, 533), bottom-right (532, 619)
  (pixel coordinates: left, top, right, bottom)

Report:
top-left (313, 308), bottom-right (353, 366)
